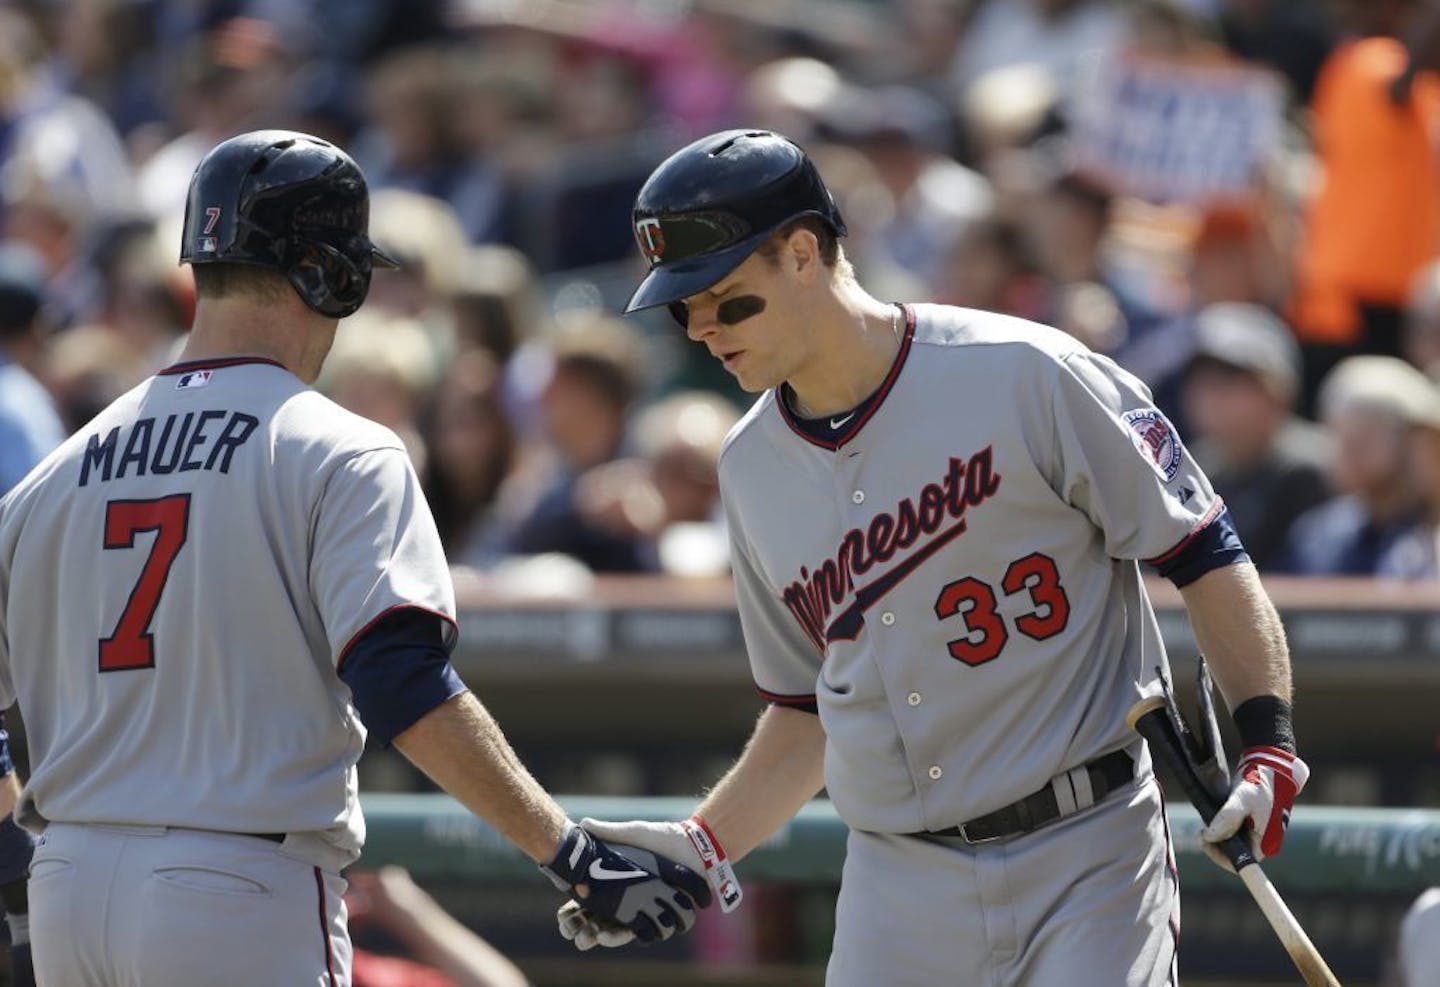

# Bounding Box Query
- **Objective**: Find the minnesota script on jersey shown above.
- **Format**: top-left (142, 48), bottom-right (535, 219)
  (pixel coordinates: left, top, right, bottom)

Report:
top-left (720, 304), bottom-right (1219, 835)
top-left (0, 357), bottom-right (455, 869)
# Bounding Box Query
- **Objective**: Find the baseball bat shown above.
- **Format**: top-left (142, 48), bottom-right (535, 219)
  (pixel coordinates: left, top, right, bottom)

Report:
top-left (1126, 696), bottom-right (1341, 987)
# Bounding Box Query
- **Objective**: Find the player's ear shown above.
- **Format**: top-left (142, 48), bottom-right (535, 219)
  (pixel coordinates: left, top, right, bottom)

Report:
top-left (787, 227), bottom-right (821, 283)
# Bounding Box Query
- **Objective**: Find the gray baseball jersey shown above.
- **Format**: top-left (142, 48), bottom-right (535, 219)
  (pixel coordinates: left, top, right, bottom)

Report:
top-left (0, 356), bottom-right (454, 869)
top-left (721, 303), bottom-right (1218, 834)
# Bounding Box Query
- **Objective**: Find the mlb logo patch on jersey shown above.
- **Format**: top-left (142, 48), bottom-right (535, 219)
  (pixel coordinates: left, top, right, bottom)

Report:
top-left (1122, 408), bottom-right (1183, 481)
top-left (176, 370), bottom-right (213, 390)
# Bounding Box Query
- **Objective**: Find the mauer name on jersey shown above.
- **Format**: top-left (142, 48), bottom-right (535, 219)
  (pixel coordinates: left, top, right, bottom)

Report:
top-left (782, 447), bottom-right (1002, 651)
top-left (79, 410), bottom-right (260, 487)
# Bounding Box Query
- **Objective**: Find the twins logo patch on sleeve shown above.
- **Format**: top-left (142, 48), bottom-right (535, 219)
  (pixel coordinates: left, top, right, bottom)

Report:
top-left (1121, 409), bottom-right (1183, 482)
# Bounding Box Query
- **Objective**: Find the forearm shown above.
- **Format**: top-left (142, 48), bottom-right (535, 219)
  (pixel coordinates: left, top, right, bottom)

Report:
top-left (0, 772), bottom-right (19, 820)
top-left (694, 704), bottom-right (827, 861)
top-left (394, 691), bottom-right (569, 863)
top-left (1177, 562), bottom-right (1291, 709)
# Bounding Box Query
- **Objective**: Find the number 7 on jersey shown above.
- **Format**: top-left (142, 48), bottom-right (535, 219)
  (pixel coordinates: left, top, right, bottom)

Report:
top-left (99, 494), bottom-right (191, 672)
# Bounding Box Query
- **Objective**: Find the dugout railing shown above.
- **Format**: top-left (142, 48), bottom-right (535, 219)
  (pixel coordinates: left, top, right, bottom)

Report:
top-left (359, 794), bottom-right (1440, 986)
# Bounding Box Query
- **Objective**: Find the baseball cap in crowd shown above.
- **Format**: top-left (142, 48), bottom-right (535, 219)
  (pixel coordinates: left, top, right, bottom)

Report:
top-left (1319, 355), bottom-right (1440, 430)
top-left (0, 241), bottom-right (46, 336)
top-left (1188, 302), bottom-right (1301, 403)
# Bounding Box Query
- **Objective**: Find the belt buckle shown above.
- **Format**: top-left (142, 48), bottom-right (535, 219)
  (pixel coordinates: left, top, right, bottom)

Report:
top-left (957, 823), bottom-right (1003, 845)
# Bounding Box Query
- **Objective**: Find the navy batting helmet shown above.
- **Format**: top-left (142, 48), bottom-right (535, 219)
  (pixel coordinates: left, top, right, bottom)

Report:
top-left (624, 129), bottom-right (846, 316)
top-left (180, 130), bottom-right (398, 319)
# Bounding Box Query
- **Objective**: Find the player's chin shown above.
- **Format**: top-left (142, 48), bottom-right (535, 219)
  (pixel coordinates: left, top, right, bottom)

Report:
top-left (732, 364), bottom-right (781, 393)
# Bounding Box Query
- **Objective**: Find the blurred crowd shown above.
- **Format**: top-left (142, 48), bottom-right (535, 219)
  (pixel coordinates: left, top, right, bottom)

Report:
top-left (3, 0), bottom-right (1440, 584)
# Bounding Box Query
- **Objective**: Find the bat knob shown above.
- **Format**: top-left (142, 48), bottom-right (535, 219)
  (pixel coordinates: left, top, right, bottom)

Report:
top-left (1125, 695), bottom-right (1166, 731)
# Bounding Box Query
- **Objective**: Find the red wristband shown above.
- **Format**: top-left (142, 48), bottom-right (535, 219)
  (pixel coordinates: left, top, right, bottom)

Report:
top-left (682, 815), bottom-right (742, 912)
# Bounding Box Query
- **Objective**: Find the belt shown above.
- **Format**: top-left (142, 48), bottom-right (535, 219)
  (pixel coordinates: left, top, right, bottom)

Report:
top-left (76, 825), bottom-right (289, 845)
top-left (922, 749), bottom-right (1134, 844)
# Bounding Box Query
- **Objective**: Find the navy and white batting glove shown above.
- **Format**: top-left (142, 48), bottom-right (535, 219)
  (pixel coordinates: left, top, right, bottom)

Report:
top-left (1200, 746), bottom-right (1309, 871)
top-left (557, 816), bottom-right (741, 950)
top-left (540, 820), bottom-right (711, 944)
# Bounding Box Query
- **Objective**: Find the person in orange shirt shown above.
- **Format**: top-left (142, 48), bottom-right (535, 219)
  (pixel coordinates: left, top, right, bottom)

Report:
top-left (1291, 0), bottom-right (1440, 406)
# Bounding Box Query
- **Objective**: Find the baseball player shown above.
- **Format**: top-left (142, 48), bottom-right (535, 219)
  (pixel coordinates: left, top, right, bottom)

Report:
top-left (0, 130), bottom-right (708, 987)
top-left (559, 130), bottom-right (1310, 985)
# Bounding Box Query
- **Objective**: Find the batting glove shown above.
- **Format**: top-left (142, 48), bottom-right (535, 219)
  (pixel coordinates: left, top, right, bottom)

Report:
top-left (557, 816), bottom-right (741, 951)
top-left (540, 820), bottom-right (711, 944)
top-left (1200, 746), bottom-right (1309, 872)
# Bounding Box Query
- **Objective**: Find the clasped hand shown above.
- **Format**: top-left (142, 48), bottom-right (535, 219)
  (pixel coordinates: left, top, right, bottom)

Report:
top-left (540, 820), bottom-right (712, 944)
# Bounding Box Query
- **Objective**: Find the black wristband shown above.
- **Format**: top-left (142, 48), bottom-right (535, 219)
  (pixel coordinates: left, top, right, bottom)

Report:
top-left (1232, 695), bottom-right (1295, 754)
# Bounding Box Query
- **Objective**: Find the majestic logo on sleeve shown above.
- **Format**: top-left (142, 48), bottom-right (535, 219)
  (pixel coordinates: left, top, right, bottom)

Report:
top-left (782, 447), bottom-right (1001, 651)
top-left (1122, 409), bottom-right (1183, 482)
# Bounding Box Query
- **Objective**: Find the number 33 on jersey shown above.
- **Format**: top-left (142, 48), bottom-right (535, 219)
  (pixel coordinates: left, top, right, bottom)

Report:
top-left (719, 304), bottom-right (1224, 838)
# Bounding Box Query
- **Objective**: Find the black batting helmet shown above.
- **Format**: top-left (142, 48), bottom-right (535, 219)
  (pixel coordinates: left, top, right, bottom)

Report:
top-left (180, 130), bottom-right (398, 319)
top-left (624, 129), bottom-right (846, 316)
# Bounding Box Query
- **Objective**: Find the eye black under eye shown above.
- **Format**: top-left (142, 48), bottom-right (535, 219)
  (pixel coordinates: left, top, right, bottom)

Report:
top-left (717, 295), bottom-right (766, 324)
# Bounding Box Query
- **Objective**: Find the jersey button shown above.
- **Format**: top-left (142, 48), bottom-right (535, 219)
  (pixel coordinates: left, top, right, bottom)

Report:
top-left (928, 765), bottom-right (943, 780)
top-left (851, 490), bottom-right (865, 504)
top-left (907, 692), bottom-right (921, 706)
top-left (881, 611), bottom-right (895, 626)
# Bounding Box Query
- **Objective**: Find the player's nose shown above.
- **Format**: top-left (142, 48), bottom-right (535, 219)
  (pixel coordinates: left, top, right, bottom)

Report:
top-left (685, 309), bottom-right (719, 342)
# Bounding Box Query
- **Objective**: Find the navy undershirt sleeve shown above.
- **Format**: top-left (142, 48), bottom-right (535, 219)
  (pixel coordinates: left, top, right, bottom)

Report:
top-left (1154, 506), bottom-right (1250, 588)
top-left (339, 608), bottom-right (467, 748)
top-left (766, 697), bottom-right (819, 715)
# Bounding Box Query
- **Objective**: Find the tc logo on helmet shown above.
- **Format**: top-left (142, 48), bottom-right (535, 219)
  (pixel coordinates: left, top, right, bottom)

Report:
top-left (635, 217), bottom-right (666, 266)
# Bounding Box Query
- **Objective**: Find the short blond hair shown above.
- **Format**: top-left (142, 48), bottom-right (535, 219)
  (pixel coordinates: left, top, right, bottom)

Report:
top-left (190, 263), bottom-right (291, 305)
top-left (754, 217), bottom-right (856, 288)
